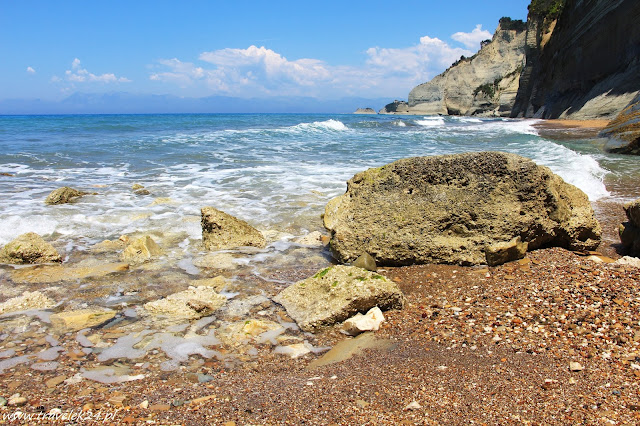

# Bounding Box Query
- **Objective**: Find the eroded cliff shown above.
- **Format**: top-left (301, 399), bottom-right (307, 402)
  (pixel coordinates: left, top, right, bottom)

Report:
top-left (408, 19), bottom-right (527, 117)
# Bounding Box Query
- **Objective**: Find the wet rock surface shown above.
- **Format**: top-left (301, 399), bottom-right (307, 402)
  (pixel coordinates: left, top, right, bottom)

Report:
top-left (324, 152), bottom-right (601, 266)
top-left (44, 187), bottom-right (89, 205)
top-left (201, 207), bottom-right (266, 250)
top-left (619, 198), bottom-right (640, 256)
top-left (0, 232), bottom-right (62, 264)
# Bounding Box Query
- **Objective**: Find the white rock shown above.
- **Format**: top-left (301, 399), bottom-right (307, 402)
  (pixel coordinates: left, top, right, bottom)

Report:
top-left (405, 400), bottom-right (422, 410)
top-left (569, 361), bottom-right (584, 371)
top-left (341, 307), bottom-right (385, 336)
top-left (273, 343), bottom-right (312, 359)
top-left (615, 256), bottom-right (640, 268)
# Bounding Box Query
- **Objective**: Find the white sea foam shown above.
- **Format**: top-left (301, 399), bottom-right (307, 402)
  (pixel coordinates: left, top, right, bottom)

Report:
top-left (290, 119), bottom-right (348, 132)
top-left (0, 215), bottom-right (59, 246)
top-left (415, 116), bottom-right (445, 127)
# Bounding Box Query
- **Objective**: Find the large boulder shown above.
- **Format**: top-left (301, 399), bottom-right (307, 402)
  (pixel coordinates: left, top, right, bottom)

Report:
top-left (201, 207), bottom-right (266, 250)
top-left (619, 198), bottom-right (640, 257)
top-left (0, 233), bottom-right (62, 264)
top-left (45, 187), bottom-right (89, 205)
top-left (324, 152), bottom-right (601, 266)
top-left (273, 265), bottom-right (404, 332)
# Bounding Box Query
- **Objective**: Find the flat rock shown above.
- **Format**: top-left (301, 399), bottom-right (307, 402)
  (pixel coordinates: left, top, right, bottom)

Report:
top-left (0, 232), bottom-right (62, 264)
top-left (217, 319), bottom-right (282, 346)
top-left (45, 186), bottom-right (88, 205)
top-left (273, 265), bottom-right (404, 332)
top-left (50, 308), bottom-right (116, 332)
top-left (307, 332), bottom-right (395, 369)
top-left (324, 152), bottom-right (601, 266)
top-left (143, 286), bottom-right (226, 319)
top-left (10, 262), bottom-right (129, 284)
top-left (201, 207), bottom-right (266, 250)
top-left (0, 291), bottom-right (56, 314)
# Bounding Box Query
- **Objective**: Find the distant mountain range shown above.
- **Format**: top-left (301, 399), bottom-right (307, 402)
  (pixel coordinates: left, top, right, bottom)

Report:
top-left (0, 92), bottom-right (391, 115)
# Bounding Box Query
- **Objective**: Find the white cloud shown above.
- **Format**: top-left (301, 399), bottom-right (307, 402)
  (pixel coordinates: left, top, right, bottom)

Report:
top-left (64, 58), bottom-right (131, 83)
top-left (451, 25), bottom-right (493, 49)
top-left (26, 66), bottom-right (36, 74)
top-left (150, 25), bottom-right (487, 98)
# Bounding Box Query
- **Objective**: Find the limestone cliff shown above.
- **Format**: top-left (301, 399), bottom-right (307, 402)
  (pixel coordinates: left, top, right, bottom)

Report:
top-left (408, 19), bottom-right (526, 117)
top-left (511, 0), bottom-right (640, 119)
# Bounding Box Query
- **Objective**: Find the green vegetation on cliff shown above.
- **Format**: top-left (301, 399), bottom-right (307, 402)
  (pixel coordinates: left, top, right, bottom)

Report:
top-left (528, 0), bottom-right (566, 20)
top-left (498, 17), bottom-right (527, 32)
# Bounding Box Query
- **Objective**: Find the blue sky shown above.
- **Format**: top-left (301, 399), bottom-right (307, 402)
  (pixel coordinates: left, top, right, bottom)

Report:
top-left (1, 0), bottom-right (530, 103)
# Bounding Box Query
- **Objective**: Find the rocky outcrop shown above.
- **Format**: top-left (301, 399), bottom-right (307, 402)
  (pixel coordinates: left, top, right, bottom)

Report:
top-left (601, 93), bottom-right (640, 155)
top-left (0, 291), bottom-right (56, 314)
top-left (619, 199), bottom-right (640, 257)
top-left (354, 108), bottom-right (377, 114)
top-left (511, 0), bottom-right (640, 119)
top-left (0, 233), bottom-right (62, 264)
top-left (323, 152), bottom-right (601, 266)
top-left (201, 207), bottom-right (266, 250)
top-left (408, 19), bottom-right (526, 117)
top-left (45, 187), bottom-right (89, 205)
top-left (273, 265), bottom-right (404, 332)
top-left (379, 100), bottom-right (410, 114)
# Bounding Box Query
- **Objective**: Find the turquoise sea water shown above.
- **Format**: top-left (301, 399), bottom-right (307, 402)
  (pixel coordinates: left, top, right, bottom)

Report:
top-left (0, 113), bottom-right (636, 251)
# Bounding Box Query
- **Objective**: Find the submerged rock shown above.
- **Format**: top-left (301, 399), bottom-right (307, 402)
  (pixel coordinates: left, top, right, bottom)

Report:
top-left (9, 262), bottom-right (129, 284)
top-left (273, 265), bottom-right (403, 332)
top-left (143, 286), bottom-right (226, 319)
top-left (0, 291), bottom-right (56, 314)
top-left (324, 152), bottom-right (601, 266)
top-left (619, 198), bottom-right (640, 257)
top-left (217, 319), bottom-right (283, 346)
top-left (0, 232), bottom-right (62, 264)
top-left (121, 235), bottom-right (163, 264)
top-left (50, 308), bottom-right (116, 332)
top-left (45, 186), bottom-right (89, 205)
top-left (201, 207), bottom-right (266, 250)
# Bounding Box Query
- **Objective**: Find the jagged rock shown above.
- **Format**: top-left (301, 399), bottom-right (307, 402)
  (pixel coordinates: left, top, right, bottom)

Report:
top-left (0, 233), bottom-right (62, 264)
top-left (10, 262), bottom-right (129, 284)
top-left (201, 207), bottom-right (266, 250)
top-left (143, 286), bottom-right (226, 319)
top-left (273, 265), bottom-right (404, 332)
top-left (50, 308), bottom-right (116, 332)
top-left (485, 236), bottom-right (528, 266)
top-left (342, 307), bottom-right (385, 336)
top-left (619, 198), bottom-right (640, 257)
top-left (190, 276), bottom-right (229, 291)
top-left (353, 253), bottom-right (377, 271)
top-left (409, 19), bottom-right (526, 117)
top-left (354, 108), bottom-right (377, 114)
top-left (120, 236), bottom-right (162, 264)
top-left (379, 100), bottom-right (409, 114)
top-left (324, 152), bottom-right (601, 266)
top-left (45, 187), bottom-right (88, 205)
top-left (0, 291), bottom-right (56, 314)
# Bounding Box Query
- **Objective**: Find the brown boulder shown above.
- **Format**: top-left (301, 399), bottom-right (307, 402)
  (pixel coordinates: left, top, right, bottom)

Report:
top-left (201, 207), bottom-right (266, 250)
top-left (324, 152), bottom-right (601, 266)
top-left (0, 233), bottom-right (62, 264)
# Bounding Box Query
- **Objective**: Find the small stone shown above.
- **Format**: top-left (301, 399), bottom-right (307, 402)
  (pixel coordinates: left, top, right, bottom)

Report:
top-left (197, 373), bottom-right (214, 383)
top-left (569, 362), bottom-right (584, 371)
top-left (45, 375), bottom-right (67, 388)
top-left (108, 395), bottom-right (127, 406)
top-left (223, 422), bottom-right (237, 426)
top-left (139, 400), bottom-right (149, 409)
top-left (82, 402), bottom-right (94, 411)
top-left (355, 399), bottom-right (369, 408)
top-left (8, 395), bottom-right (27, 406)
top-left (0, 397), bottom-right (7, 407)
top-left (405, 400), bottom-right (422, 410)
top-left (353, 253), bottom-right (377, 271)
top-left (342, 307), bottom-right (385, 336)
top-left (150, 404), bottom-right (171, 411)
top-left (191, 395), bottom-right (216, 405)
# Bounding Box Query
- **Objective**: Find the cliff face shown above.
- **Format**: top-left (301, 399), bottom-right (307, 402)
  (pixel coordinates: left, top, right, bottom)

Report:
top-left (512, 0), bottom-right (640, 119)
top-left (407, 22), bottom-right (526, 117)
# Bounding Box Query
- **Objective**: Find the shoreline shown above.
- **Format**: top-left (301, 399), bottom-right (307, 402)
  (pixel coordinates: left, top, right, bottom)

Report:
top-left (1, 118), bottom-right (639, 424)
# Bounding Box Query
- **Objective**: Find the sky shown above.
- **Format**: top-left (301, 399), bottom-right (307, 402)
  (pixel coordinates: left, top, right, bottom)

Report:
top-left (0, 0), bottom-right (531, 106)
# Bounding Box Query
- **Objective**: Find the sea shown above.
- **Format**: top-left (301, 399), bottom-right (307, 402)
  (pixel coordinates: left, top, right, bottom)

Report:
top-left (0, 113), bottom-right (638, 265)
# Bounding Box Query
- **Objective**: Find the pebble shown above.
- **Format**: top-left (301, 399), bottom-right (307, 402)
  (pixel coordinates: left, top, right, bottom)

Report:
top-left (197, 373), bottom-right (214, 383)
top-left (8, 394), bottom-right (27, 406)
top-left (569, 361), bottom-right (584, 371)
top-left (405, 400), bottom-right (422, 410)
top-left (45, 375), bottom-right (67, 388)
top-left (150, 403), bottom-right (171, 411)
top-left (139, 400), bottom-right (149, 409)
top-left (0, 396), bottom-right (6, 407)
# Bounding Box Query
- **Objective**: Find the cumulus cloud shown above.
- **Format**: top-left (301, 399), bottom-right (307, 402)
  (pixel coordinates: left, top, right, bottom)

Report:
top-left (64, 58), bottom-right (131, 83)
top-left (26, 66), bottom-right (36, 74)
top-left (150, 25), bottom-right (486, 98)
top-left (451, 25), bottom-right (493, 49)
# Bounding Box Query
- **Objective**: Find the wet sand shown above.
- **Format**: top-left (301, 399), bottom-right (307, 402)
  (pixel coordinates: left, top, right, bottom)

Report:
top-left (533, 118), bottom-right (610, 140)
